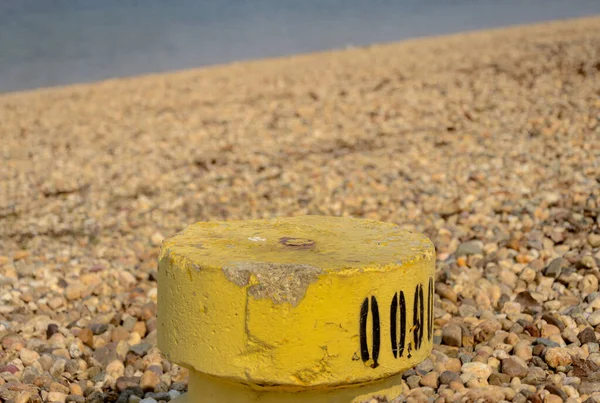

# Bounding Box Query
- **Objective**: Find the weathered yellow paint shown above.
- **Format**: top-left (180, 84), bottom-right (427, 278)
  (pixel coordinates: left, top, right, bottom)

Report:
top-left (158, 215), bottom-right (435, 402)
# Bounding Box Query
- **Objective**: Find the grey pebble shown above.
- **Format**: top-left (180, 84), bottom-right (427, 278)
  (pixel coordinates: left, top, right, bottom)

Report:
top-left (522, 365), bottom-right (547, 385)
top-left (130, 343), bottom-right (153, 356)
top-left (534, 338), bottom-right (560, 348)
top-left (544, 258), bottom-right (565, 278)
top-left (169, 383), bottom-right (187, 393)
top-left (459, 353), bottom-right (473, 364)
top-left (415, 358), bottom-right (434, 374)
top-left (145, 392), bottom-right (170, 401)
top-left (85, 391), bottom-right (105, 403)
top-left (456, 240), bottom-right (483, 256)
top-left (89, 323), bottom-right (109, 335)
top-left (579, 382), bottom-right (600, 395)
top-left (406, 375), bottom-right (421, 389)
top-left (512, 394), bottom-right (527, 403)
top-left (439, 370), bottom-right (461, 385)
top-left (402, 369), bottom-right (417, 379)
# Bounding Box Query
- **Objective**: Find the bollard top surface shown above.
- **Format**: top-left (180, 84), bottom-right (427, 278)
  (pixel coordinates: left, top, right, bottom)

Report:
top-left (158, 215), bottom-right (436, 389)
top-left (160, 215), bottom-right (433, 274)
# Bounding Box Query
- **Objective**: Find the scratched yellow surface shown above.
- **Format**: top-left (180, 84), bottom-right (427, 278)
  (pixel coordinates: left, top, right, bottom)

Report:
top-left (157, 216), bottom-right (435, 401)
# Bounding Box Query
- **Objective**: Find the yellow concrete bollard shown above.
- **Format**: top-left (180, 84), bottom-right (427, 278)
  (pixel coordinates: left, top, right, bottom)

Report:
top-left (158, 216), bottom-right (435, 402)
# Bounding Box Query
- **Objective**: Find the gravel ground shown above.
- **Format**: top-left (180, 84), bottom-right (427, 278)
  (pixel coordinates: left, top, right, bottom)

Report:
top-left (1, 16), bottom-right (600, 403)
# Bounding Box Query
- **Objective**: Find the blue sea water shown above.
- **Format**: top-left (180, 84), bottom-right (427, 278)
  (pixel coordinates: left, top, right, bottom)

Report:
top-left (0, 0), bottom-right (599, 93)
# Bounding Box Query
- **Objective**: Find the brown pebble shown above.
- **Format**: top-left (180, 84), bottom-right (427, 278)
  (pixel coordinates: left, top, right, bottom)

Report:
top-left (543, 394), bottom-right (562, 403)
top-left (2, 334), bottom-right (25, 351)
top-left (541, 324), bottom-right (561, 338)
top-left (515, 291), bottom-right (541, 313)
top-left (445, 358), bottom-right (462, 373)
top-left (588, 234), bottom-right (600, 248)
top-left (506, 333), bottom-right (520, 346)
top-left (115, 376), bottom-right (140, 392)
top-left (525, 325), bottom-right (541, 338)
top-left (132, 322), bottom-right (147, 338)
top-left (489, 372), bottom-right (511, 386)
top-left (48, 297), bottom-right (64, 310)
top-left (65, 395), bottom-right (85, 403)
top-left (579, 327), bottom-right (597, 344)
top-left (106, 360), bottom-right (125, 378)
top-left (533, 344), bottom-right (545, 357)
top-left (14, 391), bottom-right (32, 403)
top-left (474, 321), bottom-right (501, 343)
top-left (442, 324), bottom-right (462, 347)
top-left (542, 314), bottom-right (565, 332)
top-left (64, 284), bottom-right (87, 301)
top-left (111, 327), bottom-right (129, 343)
top-left (140, 303), bottom-right (156, 321)
top-left (462, 327), bottom-right (475, 348)
top-left (46, 324), bottom-right (59, 340)
top-left (420, 371), bottom-right (440, 389)
top-left (19, 348), bottom-right (40, 366)
top-left (69, 383), bottom-right (83, 396)
top-left (544, 384), bottom-right (568, 401)
top-left (545, 348), bottom-right (573, 368)
top-left (13, 250), bottom-right (30, 261)
top-left (502, 357), bottom-right (528, 378)
top-left (47, 392), bottom-right (67, 403)
top-left (50, 382), bottom-right (70, 394)
top-left (52, 348), bottom-right (70, 360)
top-left (436, 283), bottom-right (458, 303)
top-left (140, 370), bottom-right (160, 391)
top-left (77, 328), bottom-right (94, 347)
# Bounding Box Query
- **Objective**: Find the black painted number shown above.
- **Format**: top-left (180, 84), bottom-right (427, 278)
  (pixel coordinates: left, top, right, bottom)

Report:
top-left (358, 279), bottom-right (434, 368)
top-left (359, 296), bottom-right (380, 368)
top-left (390, 291), bottom-right (406, 358)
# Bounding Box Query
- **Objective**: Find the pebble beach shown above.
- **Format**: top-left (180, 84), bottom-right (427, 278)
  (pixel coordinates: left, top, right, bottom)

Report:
top-left (1, 15), bottom-right (600, 403)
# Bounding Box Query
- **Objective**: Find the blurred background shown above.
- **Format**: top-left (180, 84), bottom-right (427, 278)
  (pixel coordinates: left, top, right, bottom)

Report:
top-left (2, 0), bottom-right (600, 93)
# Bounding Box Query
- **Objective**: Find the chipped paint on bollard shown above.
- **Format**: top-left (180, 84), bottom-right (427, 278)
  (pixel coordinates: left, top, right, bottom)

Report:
top-left (158, 216), bottom-right (436, 402)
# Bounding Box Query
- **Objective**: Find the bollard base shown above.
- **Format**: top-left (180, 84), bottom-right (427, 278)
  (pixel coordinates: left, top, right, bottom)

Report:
top-left (172, 370), bottom-right (407, 403)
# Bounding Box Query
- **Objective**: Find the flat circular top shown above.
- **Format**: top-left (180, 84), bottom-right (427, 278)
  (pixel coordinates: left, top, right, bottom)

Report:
top-left (160, 215), bottom-right (434, 272)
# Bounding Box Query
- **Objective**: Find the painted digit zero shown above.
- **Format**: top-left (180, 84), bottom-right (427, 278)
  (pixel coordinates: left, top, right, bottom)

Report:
top-left (390, 291), bottom-right (406, 358)
top-left (359, 279), bottom-right (434, 367)
top-left (359, 296), bottom-right (381, 368)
